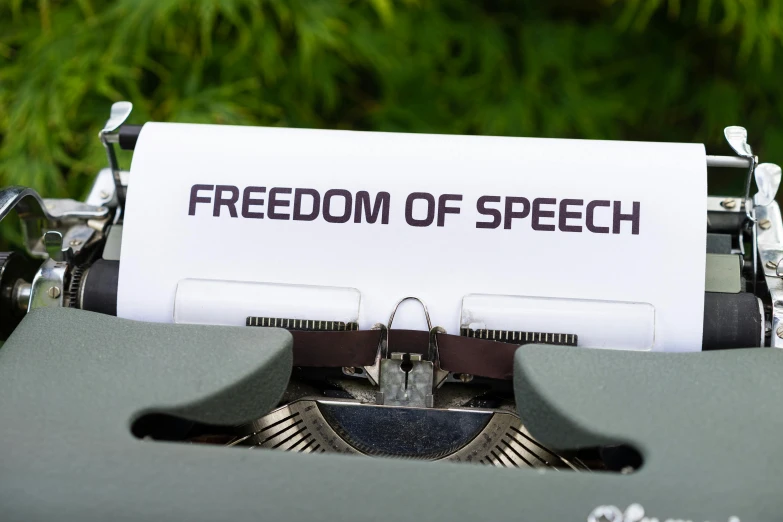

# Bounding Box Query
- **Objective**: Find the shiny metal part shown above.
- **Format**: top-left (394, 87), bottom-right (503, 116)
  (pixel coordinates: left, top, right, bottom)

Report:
top-left (755, 200), bottom-right (783, 347)
top-left (385, 297), bottom-right (439, 362)
top-left (29, 231), bottom-right (68, 311)
top-left (751, 207), bottom-right (759, 292)
top-left (429, 326), bottom-right (450, 388)
top-left (42, 198), bottom-right (107, 220)
top-left (0, 252), bottom-right (38, 339)
top-left (361, 322), bottom-right (386, 386)
top-left (721, 127), bottom-right (761, 291)
top-left (238, 399), bottom-right (587, 469)
top-left (0, 186), bottom-right (108, 258)
top-left (86, 168), bottom-right (129, 208)
top-left (707, 197), bottom-right (743, 213)
top-left (750, 164), bottom-right (781, 291)
top-left (706, 155), bottom-right (754, 169)
top-left (374, 297), bottom-right (451, 406)
top-left (376, 354), bottom-right (434, 408)
top-left (101, 101), bottom-right (133, 135)
top-left (723, 126), bottom-right (753, 158)
top-left (754, 163), bottom-right (782, 207)
top-left (99, 101), bottom-right (133, 209)
top-left (386, 296), bottom-right (433, 342)
top-left (43, 231), bottom-right (65, 262)
top-left (13, 280), bottom-right (31, 311)
top-left (723, 126), bottom-right (758, 223)
top-left (28, 254), bottom-right (68, 312)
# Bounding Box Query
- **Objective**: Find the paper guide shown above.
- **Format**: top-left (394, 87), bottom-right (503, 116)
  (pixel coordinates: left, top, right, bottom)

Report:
top-left (118, 122), bottom-right (707, 351)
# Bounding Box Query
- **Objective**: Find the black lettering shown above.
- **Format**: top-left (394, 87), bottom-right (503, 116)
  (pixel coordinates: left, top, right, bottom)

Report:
top-left (354, 191), bottom-right (390, 224)
top-left (293, 188), bottom-right (320, 221)
top-left (476, 196), bottom-right (502, 229)
top-left (531, 198), bottom-right (556, 231)
top-left (586, 200), bottom-right (610, 234)
top-left (558, 199), bottom-right (583, 232)
top-left (241, 186), bottom-right (266, 219)
top-left (188, 184), bottom-right (214, 216)
top-left (323, 189), bottom-right (352, 224)
top-left (613, 201), bottom-right (640, 235)
top-left (503, 197), bottom-right (530, 229)
top-left (268, 188), bottom-right (292, 220)
top-left (213, 185), bottom-right (239, 217)
top-left (405, 192), bottom-right (435, 227)
top-left (437, 194), bottom-right (462, 227)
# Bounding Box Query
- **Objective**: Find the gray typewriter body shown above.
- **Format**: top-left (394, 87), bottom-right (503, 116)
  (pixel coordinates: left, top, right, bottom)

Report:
top-left (0, 104), bottom-right (782, 522)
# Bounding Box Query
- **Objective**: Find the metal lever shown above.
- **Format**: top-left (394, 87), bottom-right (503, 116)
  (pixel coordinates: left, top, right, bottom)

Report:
top-left (28, 231), bottom-right (68, 312)
top-left (718, 126), bottom-right (783, 297)
top-left (43, 231), bottom-right (65, 262)
top-left (723, 126), bottom-right (758, 222)
top-left (754, 163), bottom-right (782, 207)
top-left (0, 186), bottom-right (108, 258)
top-left (99, 101), bottom-right (133, 209)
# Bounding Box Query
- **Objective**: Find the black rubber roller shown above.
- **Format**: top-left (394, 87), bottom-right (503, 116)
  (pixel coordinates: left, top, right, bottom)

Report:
top-left (76, 258), bottom-right (766, 349)
top-left (118, 124), bottom-right (143, 150)
top-left (79, 259), bottom-right (119, 315)
top-left (702, 292), bottom-right (763, 349)
top-left (0, 252), bottom-right (39, 340)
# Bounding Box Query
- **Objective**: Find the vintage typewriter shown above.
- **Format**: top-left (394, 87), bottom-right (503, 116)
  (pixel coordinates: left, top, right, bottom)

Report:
top-left (0, 103), bottom-right (781, 522)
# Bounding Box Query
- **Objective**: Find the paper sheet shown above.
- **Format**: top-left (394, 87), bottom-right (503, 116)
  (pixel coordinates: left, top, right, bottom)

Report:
top-left (118, 122), bottom-right (707, 351)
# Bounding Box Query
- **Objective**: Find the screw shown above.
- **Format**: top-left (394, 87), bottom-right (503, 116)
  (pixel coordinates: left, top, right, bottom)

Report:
top-left (721, 198), bottom-right (737, 209)
top-left (766, 260), bottom-right (779, 270)
top-left (458, 373), bottom-right (473, 383)
top-left (776, 326), bottom-right (783, 339)
top-left (99, 190), bottom-right (110, 200)
top-left (343, 366), bottom-right (356, 375)
top-left (47, 286), bottom-right (61, 299)
top-left (69, 239), bottom-right (82, 247)
top-left (759, 219), bottom-right (772, 230)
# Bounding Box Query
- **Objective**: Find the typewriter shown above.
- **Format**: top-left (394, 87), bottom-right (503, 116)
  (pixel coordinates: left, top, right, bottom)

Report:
top-left (0, 103), bottom-right (781, 522)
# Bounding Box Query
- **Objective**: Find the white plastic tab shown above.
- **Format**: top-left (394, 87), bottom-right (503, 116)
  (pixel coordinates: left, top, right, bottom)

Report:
top-left (461, 294), bottom-right (656, 351)
top-left (174, 279), bottom-right (361, 326)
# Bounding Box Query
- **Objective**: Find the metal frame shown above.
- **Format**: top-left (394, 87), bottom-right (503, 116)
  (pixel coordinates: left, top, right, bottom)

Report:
top-left (754, 200), bottom-right (783, 347)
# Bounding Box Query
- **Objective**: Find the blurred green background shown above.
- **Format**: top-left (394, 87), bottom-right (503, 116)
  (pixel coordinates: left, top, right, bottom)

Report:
top-left (0, 0), bottom-right (781, 202)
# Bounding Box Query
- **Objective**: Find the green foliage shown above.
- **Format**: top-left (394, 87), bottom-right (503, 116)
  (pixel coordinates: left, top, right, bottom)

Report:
top-left (1, 0), bottom-right (782, 202)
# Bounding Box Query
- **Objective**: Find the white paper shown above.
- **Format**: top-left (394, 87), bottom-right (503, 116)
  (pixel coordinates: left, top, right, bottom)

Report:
top-left (118, 122), bottom-right (707, 351)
